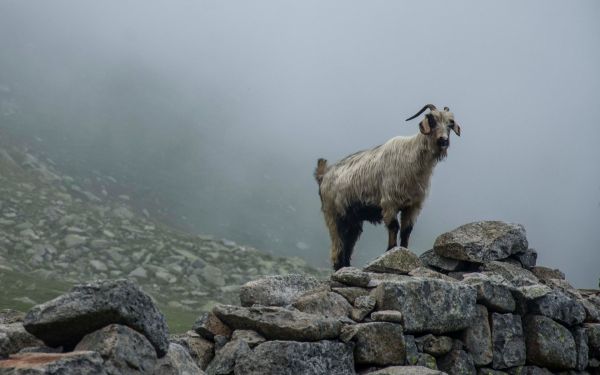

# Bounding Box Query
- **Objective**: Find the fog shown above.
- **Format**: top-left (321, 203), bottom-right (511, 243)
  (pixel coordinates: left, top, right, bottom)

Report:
top-left (1, 1), bottom-right (599, 287)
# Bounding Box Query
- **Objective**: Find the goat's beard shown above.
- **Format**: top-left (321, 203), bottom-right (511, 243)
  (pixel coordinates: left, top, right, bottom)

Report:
top-left (435, 147), bottom-right (448, 161)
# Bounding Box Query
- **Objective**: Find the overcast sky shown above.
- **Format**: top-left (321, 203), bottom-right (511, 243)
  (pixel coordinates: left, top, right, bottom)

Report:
top-left (1, 1), bottom-right (599, 287)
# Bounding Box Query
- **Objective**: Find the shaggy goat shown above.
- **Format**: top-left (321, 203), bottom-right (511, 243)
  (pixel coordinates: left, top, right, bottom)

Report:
top-left (315, 104), bottom-right (461, 270)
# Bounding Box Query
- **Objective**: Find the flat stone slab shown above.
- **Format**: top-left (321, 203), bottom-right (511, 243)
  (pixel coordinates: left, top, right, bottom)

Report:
top-left (23, 279), bottom-right (169, 357)
top-left (373, 278), bottom-right (477, 333)
top-left (212, 305), bottom-right (342, 341)
top-left (0, 351), bottom-right (107, 374)
top-left (239, 274), bottom-right (322, 307)
top-left (364, 247), bottom-right (423, 274)
top-left (434, 221), bottom-right (528, 263)
top-left (234, 340), bottom-right (354, 375)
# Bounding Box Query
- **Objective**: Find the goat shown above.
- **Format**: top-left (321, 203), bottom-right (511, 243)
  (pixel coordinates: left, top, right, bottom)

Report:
top-left (315, 104), bottom-right (461, 270)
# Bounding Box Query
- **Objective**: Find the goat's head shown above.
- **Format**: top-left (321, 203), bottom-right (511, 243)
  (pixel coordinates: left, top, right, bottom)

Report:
top-left (406, 104), bottom-right (461, 160)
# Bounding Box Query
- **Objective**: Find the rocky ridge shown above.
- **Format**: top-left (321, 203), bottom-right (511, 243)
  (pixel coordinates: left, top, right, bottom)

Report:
top-left (1, 221), bottom-right (599, 374)
top-left (0, 139), bottom-right (326, 332)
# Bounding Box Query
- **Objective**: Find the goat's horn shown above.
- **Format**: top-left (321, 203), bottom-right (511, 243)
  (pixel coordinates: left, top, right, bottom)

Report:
top-left (405, 104), bottom-right (437, 121)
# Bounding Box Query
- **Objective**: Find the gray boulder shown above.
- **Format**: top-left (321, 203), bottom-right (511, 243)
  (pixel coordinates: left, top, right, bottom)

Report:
top-left (525, 290), bottom-right (586, 326)
top-left (584, 323), bottom-right (600, 359)
top-left (371, 310), bottom-right (404, 323)
top-left (0, 309), bottom-right (25, 324)
top-left (462, 276), bottom-right (515, 313)
top-left (405, 335), bottom-right (419, 365)
top-left (0, 351), bottom-right (107, 374)
top-left (23, 279), bottom-right (169, 357)
top-left (1, 323), bottom-right (44, 358)
top-left (212, 305), bottom-right (342, 341)
top-left (331, 286), bottom-right (371, 304)
top-left (571, 327), bottom-right (589, 372)
top-left (205, 338), bottom-right (251, 375)
top-left (523, 315), bottom-right (577, 370)
top-left (239, 274), bottom-right (321, 307)
top-left (292, 291), bottom-right (353, 319)
top-left (415, 334), bottom-right (454, 357)
top-left (154, 343), bottom-right (204, 375)
top-left (462, 305), bottom-right (493, 366)
top-left (192, 312), bottom-right (232, 340)
top-left (482, 261), bottom-right (539, 287)
top-left (74, 324), bottom-right (157, 375)
top-left (434, 221), bottom-right (528, 263)
top-left (351, 295), bottom-right (376, 322)
top-left (530, 266), bottom-right (565, 282)
top-left (437, 349), bottom-right (476, 375)
top-left (364, 247), bottom-right (423, 274)
top-left (365, 366), bottom-right (445, 374)
top-left (230, 330), bottom-right (265, 348)
top-left (373, 278), bottom-right (477, 333)
top-left (490, 313), bottom-right (526, 369)
top-left (349, 322), bottom-right (406, 366)
top-left (234, 340), bottom-right (354, 375)
top-left (420, 249), bottom-right (470, 272)
top-left (331, 267), bottom-right (371, 287)
top-left (511, 248), bottom-right (537, 269)
top-left (170, 331), bottom-right (214, 370)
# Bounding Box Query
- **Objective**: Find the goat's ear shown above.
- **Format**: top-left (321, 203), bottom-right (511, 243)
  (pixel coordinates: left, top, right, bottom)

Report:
top-left (419, 116), bottom-right (432, 135)
top-left (451, 122), bottom-right (461, 136)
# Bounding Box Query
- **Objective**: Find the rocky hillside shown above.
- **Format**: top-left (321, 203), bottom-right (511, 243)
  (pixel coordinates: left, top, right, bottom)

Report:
top-left (0, 137), bottom-right (326, 332)
top-left (1, 221), bottom-right (599, 374)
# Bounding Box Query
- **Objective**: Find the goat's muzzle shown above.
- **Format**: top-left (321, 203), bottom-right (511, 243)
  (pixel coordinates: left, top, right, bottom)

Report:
top-left (437, 137), bottom-right (449, 148)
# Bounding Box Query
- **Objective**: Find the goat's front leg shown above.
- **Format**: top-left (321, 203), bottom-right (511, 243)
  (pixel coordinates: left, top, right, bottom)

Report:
top-left (383, 208), bottom-right (399, 251)
top-left (400, 205), bottom-right (421, 248)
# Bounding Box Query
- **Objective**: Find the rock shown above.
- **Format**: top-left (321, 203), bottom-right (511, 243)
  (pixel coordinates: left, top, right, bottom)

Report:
top-left (462, 276), bottom-right (516, 313)
top-left (483, 261), bottom-right (539, 287)
top-left (63, 233), bottom-right (87, 248)
top-left (350, 322), bottom-right (405, 366)
top-left (331, 287), bottom-right (371, 304)
top-left (415, 334), bottom-right (454, 357)
top-left (192, 312), bottom-right (232, 340)
top-left (531, 266), bottom-right (566, 281)
top-left (89, 259), bottom-right (108, 272)
top-left (154, 343), bottom-right (204, 375)
top-left (405, 335), bottom-right (419, 365)
top-left (373, 278), bottom-right (477, 333)
top-left (420, 249), bottom-right (469, 272)
top-left (523, 315), bottom-right (577, 370)
top-left (364, 247), bottom-right (423, 274)
top-left (585, 323), bottom-right (600, 359)
top-left (371, 310), bottom-right (404, 323)
top-left (198, 265), bottom-right (225, 287)
top-left (239, 274), bottom-right (321, 307)
top-left (434, 221), bottom-right (528, 263)
top-left (170, 331), bottom-right (214, 370)
top-left (525, 290), bottom-right (586, 326)
top-left (128, 266), bottom-right (148, 278)
top-left (571, 327), bottom-right (588, 371)
top-left (0, 309), bottom-right (25, 324)
top-left (293, 291), bottom-right (353, 319)
top-left (478, 370), bottom-right (509, 375)
top-left (23, 279), bottom-right (169, 357)
top-left (74, 324), bottom-right (157, 375)
top-left (230, 330), bottom-right (265, 348)
top-left (0, 323), bottom-right (44, 358)
top-left (365, 366), bottom-right (445, 374)
top-left (331, 267), bottom-right (371, 287)
top-left (437, 349), bottom-right (476, 375)
top-left (409, 267), bottom-right (457, 282)
top-left (212, 305), bottom-right (342, 341)
top-left (351, 295), bottom-right (376, 322)
top-left (507, 366), bottom-right (553, 375)
top-left (511, 248), bottom-right (537, 269)
top-left (234, 340), bottom-right (354, 375)
top-left (416, 353), bottom-right (438, 369)
top-left (205, 337), bottom-right (251, 375)
top-left (490, 313), bottom-right (526, 369)
top-left (462, 305), bottom-right (493, 366)
top-left (0, 351), bottom-right (107, 374)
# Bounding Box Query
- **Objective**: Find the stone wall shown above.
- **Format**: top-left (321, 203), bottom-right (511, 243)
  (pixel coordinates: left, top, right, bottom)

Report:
top-left (1, 221), bottom-right (599, 374)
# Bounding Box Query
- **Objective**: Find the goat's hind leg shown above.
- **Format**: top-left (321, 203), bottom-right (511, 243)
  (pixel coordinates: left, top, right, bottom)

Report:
top-left (400, 205), bottom-right (421, 248)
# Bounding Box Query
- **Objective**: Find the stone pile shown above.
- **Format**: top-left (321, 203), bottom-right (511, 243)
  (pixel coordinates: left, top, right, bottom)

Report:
top-left (1, 221), bottom-right (599, 374)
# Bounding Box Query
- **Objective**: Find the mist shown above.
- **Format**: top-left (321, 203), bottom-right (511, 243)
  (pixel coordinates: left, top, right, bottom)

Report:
top-left (1, 0), bottom-right (599, 287)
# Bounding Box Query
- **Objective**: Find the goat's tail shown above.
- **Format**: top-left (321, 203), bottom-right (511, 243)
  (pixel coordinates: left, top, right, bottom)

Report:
top-left (314, 158), bottom-right (327, 186)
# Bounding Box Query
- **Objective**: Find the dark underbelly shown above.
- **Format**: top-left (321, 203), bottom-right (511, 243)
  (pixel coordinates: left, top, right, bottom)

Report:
top-left (346, 202), bottom-right (383, 224)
